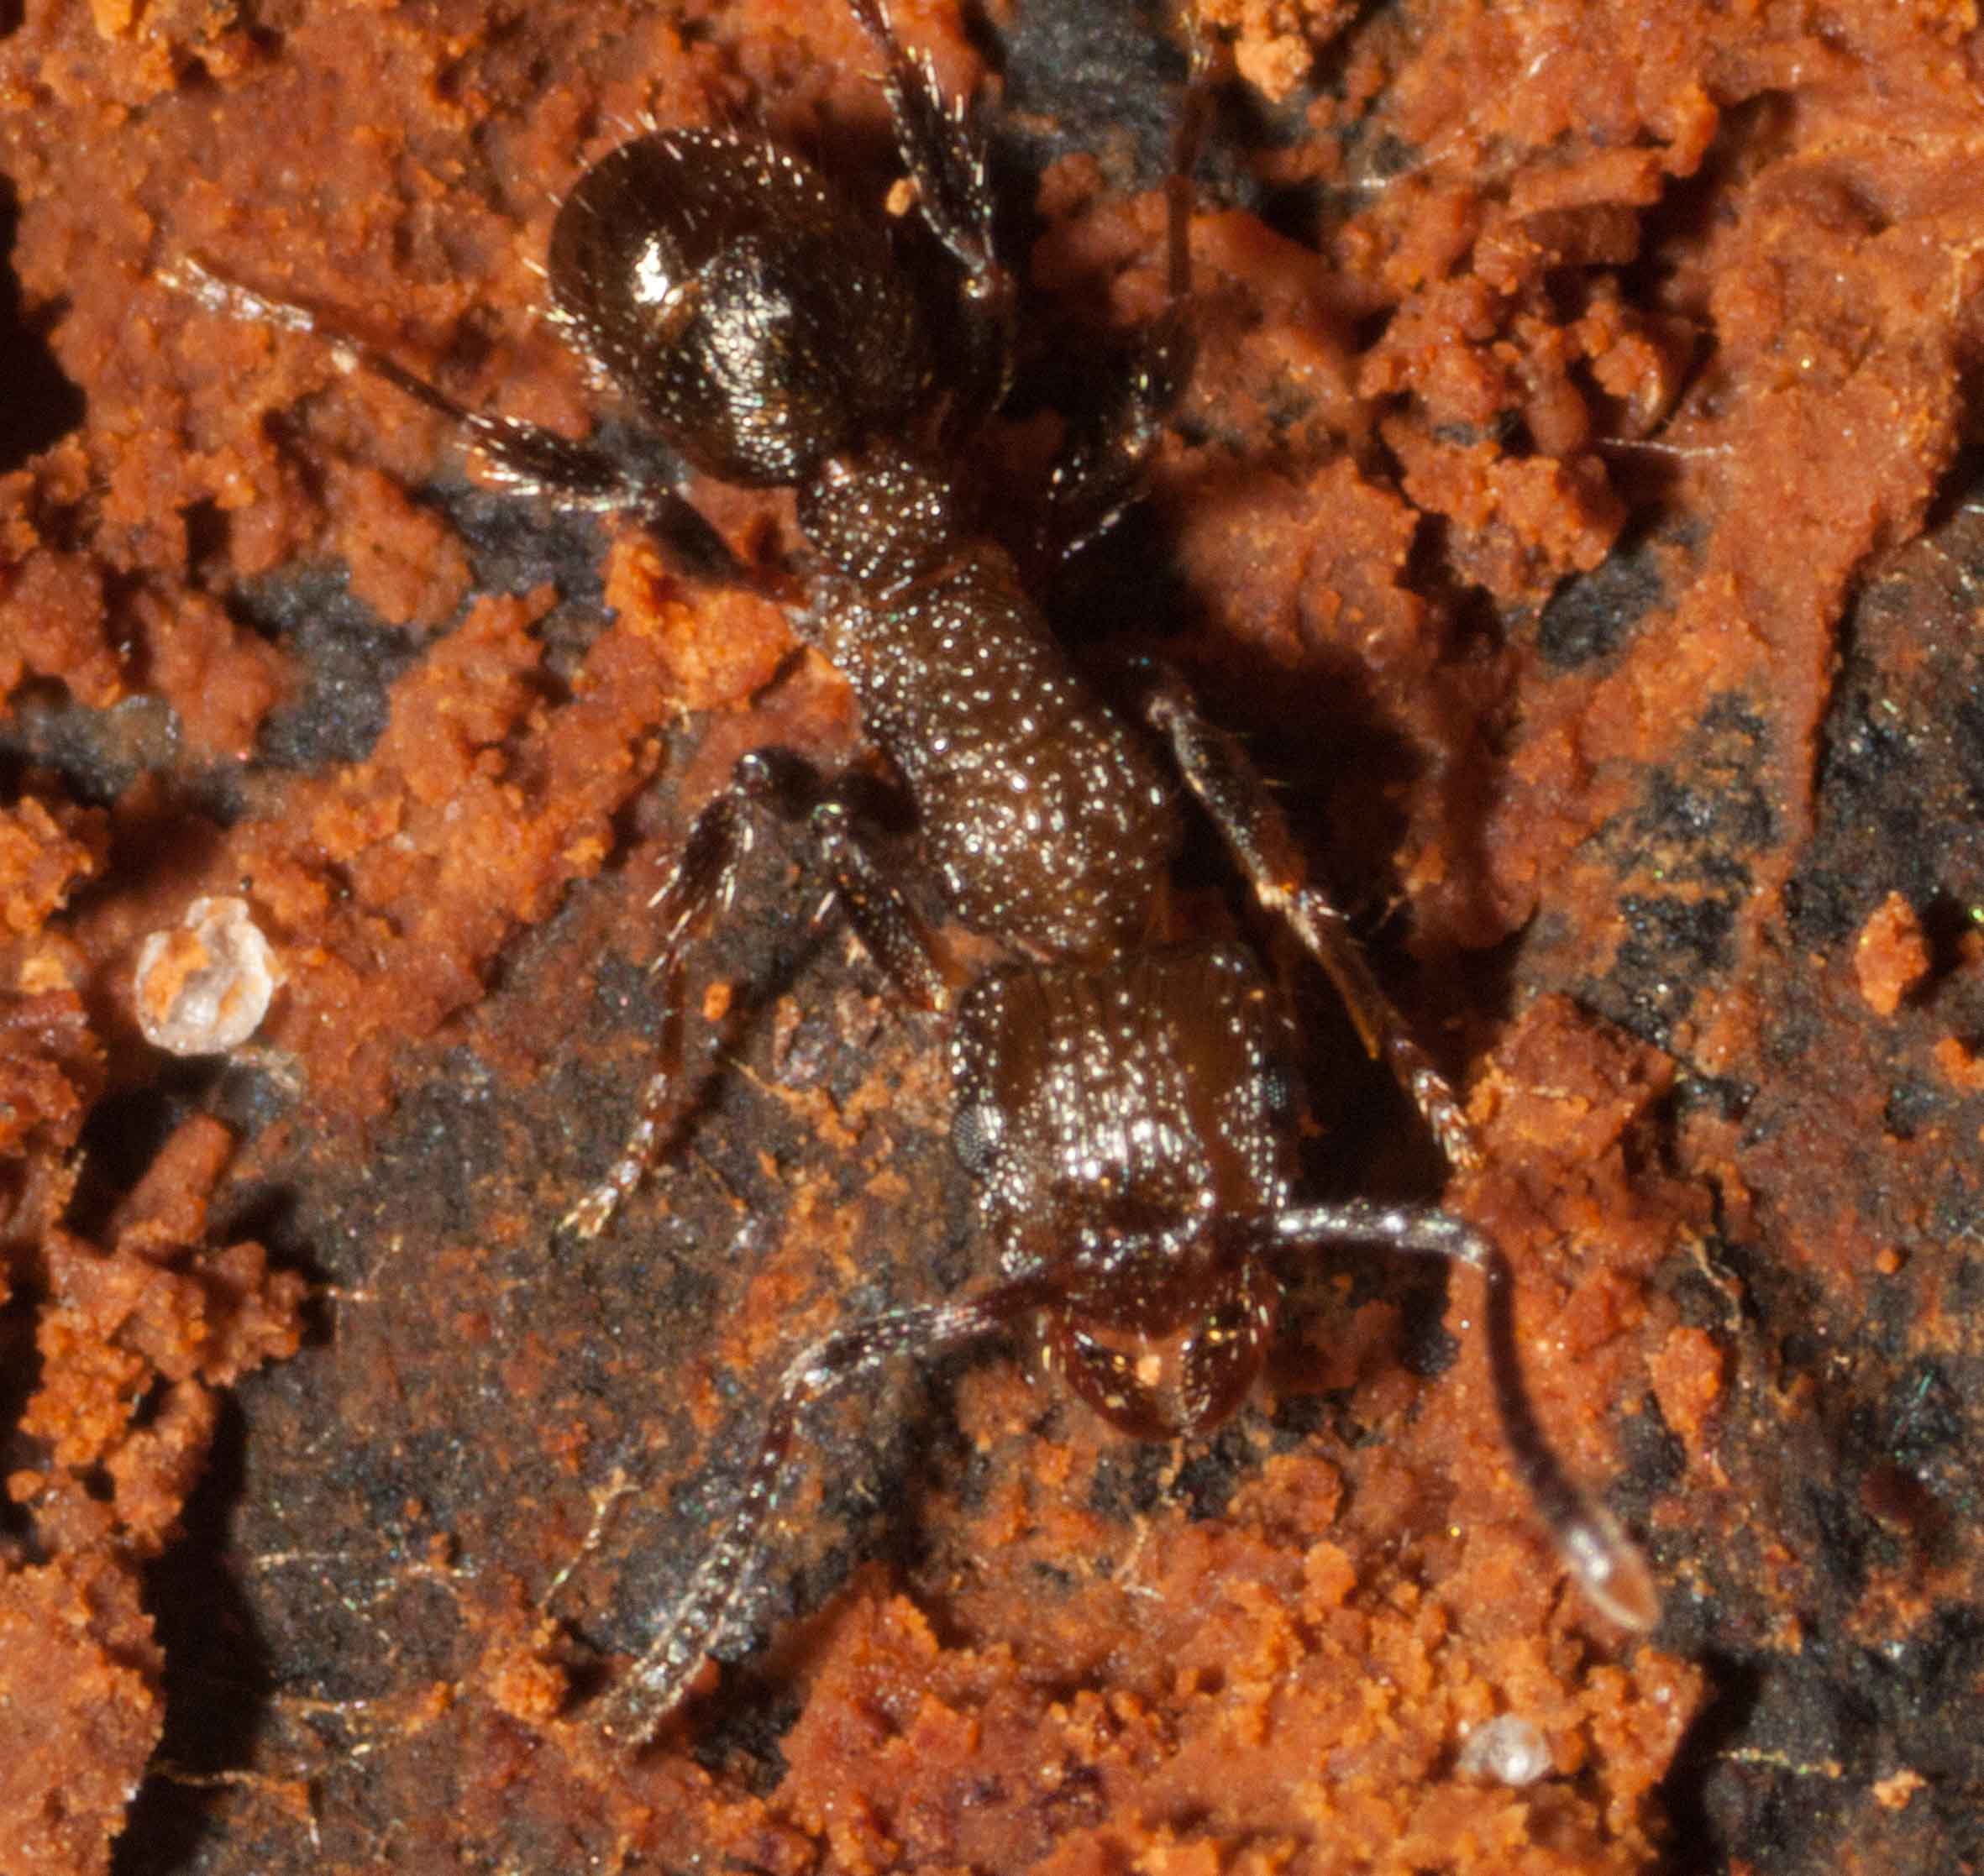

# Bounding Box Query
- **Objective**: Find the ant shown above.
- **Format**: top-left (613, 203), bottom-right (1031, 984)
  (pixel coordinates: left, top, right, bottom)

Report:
top-left (168, 0), bottom-right (1658, 1743)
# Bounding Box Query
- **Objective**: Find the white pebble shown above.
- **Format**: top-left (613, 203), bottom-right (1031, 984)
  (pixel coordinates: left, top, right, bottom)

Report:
top-left (134, 895), bottom-right (281, 1054)
top-left (1457, 1715), bottom-right (1551, 1786)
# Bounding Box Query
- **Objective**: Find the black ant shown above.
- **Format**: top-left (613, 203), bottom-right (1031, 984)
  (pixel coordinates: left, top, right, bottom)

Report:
top-left (167, 0), bottom-right (1658, 1743)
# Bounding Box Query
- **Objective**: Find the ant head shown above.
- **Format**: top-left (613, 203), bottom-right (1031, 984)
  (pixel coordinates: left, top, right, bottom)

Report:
top-left (548, 130), bottom-right (935, 487)
top-left (1047, 1232), bottom-right (1279, 1439)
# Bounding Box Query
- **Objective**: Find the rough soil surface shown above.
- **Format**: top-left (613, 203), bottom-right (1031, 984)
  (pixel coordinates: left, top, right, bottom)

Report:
top-left (3, 1), bottom-right (1983, 1871)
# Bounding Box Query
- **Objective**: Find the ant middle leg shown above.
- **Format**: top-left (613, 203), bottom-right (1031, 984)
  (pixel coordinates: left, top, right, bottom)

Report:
top-left (1265, 1197), bottom-right (1659, 1632)
top-left (563, 750), bottom-right (960, 1237)
top-left (1135, 668), bottom-right (1485, 1172)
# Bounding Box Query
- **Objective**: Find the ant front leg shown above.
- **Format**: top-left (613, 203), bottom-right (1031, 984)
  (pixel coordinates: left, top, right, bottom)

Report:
top-left (1136, 668), bottom-right (1485, 1171)
top-left (563, 751), bottom-right (959, 1238)
top-left (1263, 1198), bottom-right (1661, 1632)
top-left (161, 256), bottom-right (737, 572)
top-left (598, 1271), bottom-right (1052, 1742)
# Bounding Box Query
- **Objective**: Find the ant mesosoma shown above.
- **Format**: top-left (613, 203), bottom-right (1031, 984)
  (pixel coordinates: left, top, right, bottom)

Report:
top-left (168, 0), bottom-right (1658, 1742)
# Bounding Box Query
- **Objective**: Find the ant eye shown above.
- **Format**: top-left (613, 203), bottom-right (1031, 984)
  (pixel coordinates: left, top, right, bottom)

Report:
top-left (1260, 1062), bottom-right (1299, 1124)
top-left (951, 1099), bottom-right (1005, 1173)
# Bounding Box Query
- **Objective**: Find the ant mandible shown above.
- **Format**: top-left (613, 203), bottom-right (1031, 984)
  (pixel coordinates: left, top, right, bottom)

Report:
top-left (168, 0), bottom-right (1659, 1742)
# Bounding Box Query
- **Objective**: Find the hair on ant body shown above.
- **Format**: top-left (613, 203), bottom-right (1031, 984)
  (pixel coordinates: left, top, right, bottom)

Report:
top-left (167, 0), bottom-right (1659, 1746)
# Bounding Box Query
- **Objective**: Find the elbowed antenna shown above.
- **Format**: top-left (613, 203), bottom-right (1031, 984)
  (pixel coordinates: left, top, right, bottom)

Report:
top-left (1266, 1198), bottom-right (1661, 1633)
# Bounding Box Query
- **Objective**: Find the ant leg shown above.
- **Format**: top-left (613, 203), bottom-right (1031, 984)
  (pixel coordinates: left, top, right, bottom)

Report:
top-left (162, 256), bottom-right (735, 567)
top-left (598, 1272), bottom-right (1051, 1742)
top-left (563, 754), bottom-right (958, 1238)
top-left (1136, 668), bottom-right (1484, 1171)
top-left (845, 0), bottom-right (1015, 433)
top-left (1035, 311), bottom-right (1197, 562)
top-left (806, 794), bottom-right (961, 1016)
top-left (560, 765), bottom-right (762, 1239)
top-left (1032, 11), bottom-right (1213, 560)
top-left (1263, 1197), bottom-right (1660, 1632)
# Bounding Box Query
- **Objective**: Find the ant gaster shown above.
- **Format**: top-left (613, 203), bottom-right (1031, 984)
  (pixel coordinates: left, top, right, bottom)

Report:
top-left (169, 0), bottom-right (1659, 1742)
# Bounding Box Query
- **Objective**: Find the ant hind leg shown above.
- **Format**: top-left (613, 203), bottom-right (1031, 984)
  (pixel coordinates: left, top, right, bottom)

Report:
top-left (162, 255), bottom-right (737, 574)
top-left (845, 0), bottom-right (1016, 435)
top-left (1031, 7), bottom-right (1215, 562)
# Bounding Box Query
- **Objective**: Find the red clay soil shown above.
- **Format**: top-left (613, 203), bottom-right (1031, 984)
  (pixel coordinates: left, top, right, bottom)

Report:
top-left (3, 1), bottom-right (1984, 1872)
